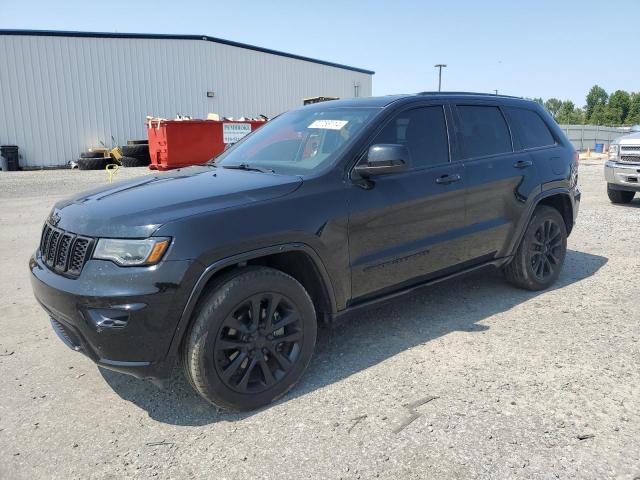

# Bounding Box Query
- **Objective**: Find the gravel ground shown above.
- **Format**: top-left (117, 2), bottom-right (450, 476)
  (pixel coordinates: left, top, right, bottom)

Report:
top-left (0, 164), bottom-right (638, 479)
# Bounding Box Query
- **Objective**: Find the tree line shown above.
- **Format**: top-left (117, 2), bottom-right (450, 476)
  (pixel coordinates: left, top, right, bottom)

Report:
top-left (531, 85), bottom-right (640, 126)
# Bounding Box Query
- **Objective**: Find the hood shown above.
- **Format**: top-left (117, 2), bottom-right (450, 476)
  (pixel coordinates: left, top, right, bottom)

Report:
top-left (616, 131), bottom-right (640, 144)
top-left (49, 166), bottom-right (302, 237)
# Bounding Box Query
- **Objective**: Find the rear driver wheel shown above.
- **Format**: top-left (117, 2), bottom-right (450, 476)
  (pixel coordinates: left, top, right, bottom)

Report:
top-left (503, 205), bottom-right (567, 291)
top-left (183, 267), bottom-right (317, 411)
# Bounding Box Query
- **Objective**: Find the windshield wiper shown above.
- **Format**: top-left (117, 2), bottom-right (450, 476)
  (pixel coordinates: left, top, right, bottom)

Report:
top-left (222, 163), bottom-right (274, 173)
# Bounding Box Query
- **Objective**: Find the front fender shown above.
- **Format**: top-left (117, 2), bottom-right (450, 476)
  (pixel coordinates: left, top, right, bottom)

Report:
top-left (163, 242), bottom-right (337, 363)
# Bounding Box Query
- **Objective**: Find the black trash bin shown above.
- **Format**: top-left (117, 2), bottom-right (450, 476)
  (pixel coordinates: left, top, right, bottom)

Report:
top-left (1, 145), bottom-right (19, 171)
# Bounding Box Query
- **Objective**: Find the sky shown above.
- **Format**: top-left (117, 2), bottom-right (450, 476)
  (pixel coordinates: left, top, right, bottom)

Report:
top-left (1, 0), bottom-right (638, 107)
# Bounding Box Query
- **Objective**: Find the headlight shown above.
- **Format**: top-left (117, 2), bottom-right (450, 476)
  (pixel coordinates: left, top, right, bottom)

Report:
top-left (93, 238), bottom-right (170, 266)
top-left (609, 144), bottom-right (619, 159)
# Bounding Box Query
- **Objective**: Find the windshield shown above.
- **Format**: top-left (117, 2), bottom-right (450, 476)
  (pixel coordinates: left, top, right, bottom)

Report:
top-left (215, 107), bottom-right (379, 175)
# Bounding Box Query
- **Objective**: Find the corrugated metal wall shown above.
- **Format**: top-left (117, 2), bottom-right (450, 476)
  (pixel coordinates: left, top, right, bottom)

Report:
top-left (559, 124), bottom-right (629, 151)
top-left (0, 34), bottom-right (373, 168)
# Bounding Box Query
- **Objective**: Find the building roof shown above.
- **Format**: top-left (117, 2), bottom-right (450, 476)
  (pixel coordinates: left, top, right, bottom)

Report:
top-left (0, 29), bottom-right (375, 75)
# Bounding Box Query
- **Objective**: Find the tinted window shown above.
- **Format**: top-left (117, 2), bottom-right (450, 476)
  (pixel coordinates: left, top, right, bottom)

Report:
top-left (457, 105), bottom-right (512, 158)
top-left (372, 106), bottom-right (449, 168)
top-left (505, 107), bottom-right (555, 150)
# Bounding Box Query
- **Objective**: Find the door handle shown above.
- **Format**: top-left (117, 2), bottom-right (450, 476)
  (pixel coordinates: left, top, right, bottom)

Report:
top-left (513, 160), bottom-right (533, 169)
top-left (435, 173), bottom-right (462, 185)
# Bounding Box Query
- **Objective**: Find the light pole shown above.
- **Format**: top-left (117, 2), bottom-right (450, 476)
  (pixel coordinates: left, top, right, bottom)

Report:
top-left (434, 64), bottom-right (447, 91)
top-left (493, 89), bottom-right (498, 95)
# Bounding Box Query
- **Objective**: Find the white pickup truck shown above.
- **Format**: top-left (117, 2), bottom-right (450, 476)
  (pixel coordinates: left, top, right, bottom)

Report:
top-left (605, 125), bottom-right (640, 203)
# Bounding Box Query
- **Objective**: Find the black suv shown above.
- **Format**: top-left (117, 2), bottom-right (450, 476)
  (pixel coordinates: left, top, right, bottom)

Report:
top-left (30, 93), bottom-right (580, 410)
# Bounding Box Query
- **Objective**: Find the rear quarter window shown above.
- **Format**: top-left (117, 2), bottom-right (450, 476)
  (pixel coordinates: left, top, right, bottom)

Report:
top-left (456, 105), bottom-right (512, 159)
top-left (505, 107), bottom-right (556, 150)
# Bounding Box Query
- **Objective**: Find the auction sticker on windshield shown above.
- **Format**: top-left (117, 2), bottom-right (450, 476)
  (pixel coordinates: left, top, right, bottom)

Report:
top-left (223, 123), bottom-right (252, 144)
top-left (308, 120), bottom-right (349, 130)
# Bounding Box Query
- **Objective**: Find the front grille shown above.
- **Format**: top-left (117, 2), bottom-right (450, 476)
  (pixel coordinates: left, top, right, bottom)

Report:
top-left (39, 223), bottom-right (94, 277)
top-left (619, 155), bottom-right (640, 164)
top-left (69, 238), bottom-right (90, 275)
top-left (620, 145), bottom-right (640, 152)
top-left (55, 234), bottom-right (73, 269)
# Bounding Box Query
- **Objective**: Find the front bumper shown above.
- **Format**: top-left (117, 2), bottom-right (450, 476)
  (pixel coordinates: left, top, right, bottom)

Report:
top-left (605, 160), bottom-right (640, 192)
top-left (30, 253), bottom-right (198, 380)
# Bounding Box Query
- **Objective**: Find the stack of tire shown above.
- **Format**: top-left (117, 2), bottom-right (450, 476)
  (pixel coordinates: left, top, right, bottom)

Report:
top-left (120, 140), bottom-right (151, 168)
top-left (77, 150), bottom-right (109, 170)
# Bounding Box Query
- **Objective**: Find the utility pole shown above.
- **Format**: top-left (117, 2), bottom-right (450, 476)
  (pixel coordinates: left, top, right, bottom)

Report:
top-left (434, 64), bottom-right (447, 92)
top-left (493, 89), bottom-right (498, 95)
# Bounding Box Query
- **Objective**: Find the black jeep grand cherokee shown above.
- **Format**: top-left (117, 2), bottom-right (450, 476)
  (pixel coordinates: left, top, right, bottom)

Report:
top-left (31, 93), bottom-right (580, 410)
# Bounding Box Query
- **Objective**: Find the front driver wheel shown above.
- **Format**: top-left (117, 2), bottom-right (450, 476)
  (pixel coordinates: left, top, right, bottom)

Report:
top-left (183, 266), bottom-right (317, 411)
top-left (504, 205), bottom-right (567, 291)
top-left (607, 184), bottom-right (635, 204)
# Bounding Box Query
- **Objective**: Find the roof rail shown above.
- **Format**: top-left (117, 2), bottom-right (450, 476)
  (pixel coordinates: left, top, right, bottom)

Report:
top-left (416, 91), bottom-right (523, 99)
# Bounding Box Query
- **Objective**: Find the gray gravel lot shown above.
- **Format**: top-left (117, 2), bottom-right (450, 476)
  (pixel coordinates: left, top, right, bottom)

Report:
top-left (0, 163), bottom-right (638, 479)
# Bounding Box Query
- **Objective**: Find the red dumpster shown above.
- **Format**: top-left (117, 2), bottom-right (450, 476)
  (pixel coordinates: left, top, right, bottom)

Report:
top-left (147, 119), bottom-right (266, 170)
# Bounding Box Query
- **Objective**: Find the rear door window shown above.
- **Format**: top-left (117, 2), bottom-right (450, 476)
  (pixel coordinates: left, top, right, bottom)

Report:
top-left (456, 105), bottom-right (512, 159)
top-left (505, 107), bottom-right (556, 150)
top-left (372, 106), bottom-right (449, 168)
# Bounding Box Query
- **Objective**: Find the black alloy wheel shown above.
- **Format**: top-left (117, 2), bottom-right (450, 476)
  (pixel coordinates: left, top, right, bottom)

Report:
top-left (529, 218), bottom-right (563, 281)
top-left (503, 205), bottom-right (567, 291)
top-left (183, 266), bottom-right (317, 411)
top-left (214, 293), bottom-right (303, 394)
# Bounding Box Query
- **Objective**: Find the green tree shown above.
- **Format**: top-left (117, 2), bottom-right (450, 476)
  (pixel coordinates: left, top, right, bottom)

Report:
top-left (589, 103), bottom-right (608, 125)
top-left (574, 108), bottom-right (587, 125)
top-left (532, 97), bottom-right (544, 106)
top-left (608, 90), bottom-right (631, 123)
top-left (551, 100), bottom-right (587, 125)
top-left (588, 104), bottom-right (622, 126)
top-left (605, 105), bottom-right (623, 125)
top-left (544, 98), bottom-right (563, 119)
top-left (586, 85), bottom-right (608, 120)
top-left (556, 101), bottom-right (582, 124)
top-left (627, 93), bottom-right (640, 125)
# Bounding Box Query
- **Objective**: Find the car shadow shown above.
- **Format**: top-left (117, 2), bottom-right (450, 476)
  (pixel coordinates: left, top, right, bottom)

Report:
top-left (100, 249), bottom-right (607, 426)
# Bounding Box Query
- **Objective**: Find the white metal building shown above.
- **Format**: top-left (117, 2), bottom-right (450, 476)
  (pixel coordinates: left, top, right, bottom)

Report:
top-left (0, 30), bottom-right (374, 168)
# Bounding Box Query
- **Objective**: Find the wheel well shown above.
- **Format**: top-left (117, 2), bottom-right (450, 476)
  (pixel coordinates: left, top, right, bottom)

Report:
top-left (194, 251), bottom-right (333, 323)
top-left (537, 194), bottom-right (573, 235)
top-left (245, 251), bottom-right (332, 319)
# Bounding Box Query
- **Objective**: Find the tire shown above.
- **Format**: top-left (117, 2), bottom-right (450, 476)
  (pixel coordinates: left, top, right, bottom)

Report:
top-left (183, 266), bottom-right (317, 411)
top-left (127, 139), bottom-right (148, 146)
top-left (120, 155), bottom-right (150, 167)
top-left (607, 184), bottom-right (635, 204)
top-left (80, 151), bottom-right (105, 159)
top-left (120, 144), bottom-right (149, 157)
top-left (77, 157), bottom-right (107, 170)
top-left (503, 205), bottom-right (567, 291)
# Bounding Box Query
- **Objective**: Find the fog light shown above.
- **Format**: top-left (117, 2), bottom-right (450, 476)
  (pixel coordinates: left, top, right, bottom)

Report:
top-left (85, 303), bottom-right (146, 331)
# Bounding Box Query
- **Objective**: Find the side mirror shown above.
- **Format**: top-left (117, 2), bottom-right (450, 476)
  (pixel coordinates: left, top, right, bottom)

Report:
top-left (354, 144), bottom-right (410, 177)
